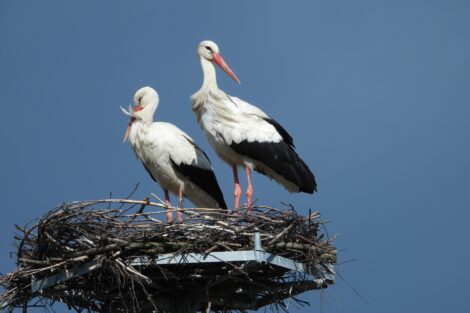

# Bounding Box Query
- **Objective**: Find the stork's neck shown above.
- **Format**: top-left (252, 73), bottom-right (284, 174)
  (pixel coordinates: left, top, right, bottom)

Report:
top-left (137, 114), bottom-right (153, 125)
top-left (191, 57), bottom-right (227, 116)
top-left (135, 101), bottom-right (157, 125)
top-left (200, 57), bottom-right (218, 92)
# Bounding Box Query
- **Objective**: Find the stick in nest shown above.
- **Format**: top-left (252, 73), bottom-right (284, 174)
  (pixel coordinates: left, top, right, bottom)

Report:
top-left (0, 198), bottom-right (336, 313)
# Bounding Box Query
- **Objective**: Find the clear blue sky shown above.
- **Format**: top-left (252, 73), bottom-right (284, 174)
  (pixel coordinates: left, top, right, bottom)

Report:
top-left (1, 1), bottom-right (469, 312)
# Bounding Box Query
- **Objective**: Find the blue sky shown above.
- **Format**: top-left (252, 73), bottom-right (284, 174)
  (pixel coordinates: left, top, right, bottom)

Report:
top-left (1, 1), bottom-right (469, 312)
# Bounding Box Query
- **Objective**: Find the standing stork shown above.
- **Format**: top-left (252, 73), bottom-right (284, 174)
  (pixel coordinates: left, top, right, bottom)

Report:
top-left (122, 86), bottom-right (227, 222)
top-left (191, 40), bottom-right (317, 215)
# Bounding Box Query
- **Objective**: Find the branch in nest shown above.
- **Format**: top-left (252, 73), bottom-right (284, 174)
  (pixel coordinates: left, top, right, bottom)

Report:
top-left (0, 198), bottom-right (336, 313)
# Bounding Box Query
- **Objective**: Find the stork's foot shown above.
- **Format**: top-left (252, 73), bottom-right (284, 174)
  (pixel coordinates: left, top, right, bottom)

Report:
top-left (176, 212), bottom-right (183, 222)
top-left (245, 166), bottom-right (253, 217)
top-left (231, 207), bottom-right (239, 215)
top-left (165, 208), bottom-right (173, 223)
top-left (246, 193), bottom-right (253, 217)
top-left (233, 193), bottom-right (241, 214)
top-left (164, 190), bottom-right (173, 223)
top-left (176, 199), bottom-right (184, 221)
top-left (232, 165), bottom-right (241, 215)
top-left (176, 188), bottom-right (185, 221)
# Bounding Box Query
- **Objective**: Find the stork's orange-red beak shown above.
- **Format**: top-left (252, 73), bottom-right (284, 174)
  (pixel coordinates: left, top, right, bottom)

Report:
top-left (122, 105), bottom-right (143, 143)
top-left (212, 53), bottom-right (241, 84)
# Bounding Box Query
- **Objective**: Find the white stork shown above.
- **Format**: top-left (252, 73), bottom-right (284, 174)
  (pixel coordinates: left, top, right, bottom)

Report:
top-left (191, 40), bottom-right (317, 215)
top-left (122, 86), bottom-right (227, 222)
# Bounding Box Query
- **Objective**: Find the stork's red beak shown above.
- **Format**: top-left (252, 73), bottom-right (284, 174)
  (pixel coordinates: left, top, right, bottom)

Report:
top-left (212, 53), bottom-right (241, 84)
top-left (122, 105), bottom-right (143, 143)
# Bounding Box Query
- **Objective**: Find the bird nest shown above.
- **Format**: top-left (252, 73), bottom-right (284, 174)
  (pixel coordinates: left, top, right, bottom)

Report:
top-left (0, 198), bottom-right (336, 312)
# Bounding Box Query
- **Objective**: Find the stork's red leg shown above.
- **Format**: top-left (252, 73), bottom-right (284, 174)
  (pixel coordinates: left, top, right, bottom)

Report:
top-left (245, 166), bottom-right (253, 216)
top-left (232, 165), bottom-right (241, 211)
top-left (177, 187), bottom-right (184, 221)
top-left (164, 189), bottom-right (172, 222)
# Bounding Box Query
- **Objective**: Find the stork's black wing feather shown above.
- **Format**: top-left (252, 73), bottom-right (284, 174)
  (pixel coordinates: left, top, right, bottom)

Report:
top-left (170, 158), bottom-right (228, 210)
top-left (142, 162), bottom-right (157, 182)
top-left (263, 118), bottom-right (295, 147)
top-left (229, 118), bottom-right (316, 193)
top-left (182, 135), bottom-right (211, 162)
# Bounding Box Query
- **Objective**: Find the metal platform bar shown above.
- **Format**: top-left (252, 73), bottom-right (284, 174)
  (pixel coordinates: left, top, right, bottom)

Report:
top-left (131, 250), bottom-right (335, 281)
top-left (31, 260), bottom-right (99, 293)
top-left (31, 230), bottom-right (334, 293)
top-left (31, 250), bottom-right (334, 293)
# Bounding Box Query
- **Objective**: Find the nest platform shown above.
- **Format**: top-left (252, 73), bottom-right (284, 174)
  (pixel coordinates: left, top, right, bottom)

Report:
top-left (0, 198), bottom-right (336, 312)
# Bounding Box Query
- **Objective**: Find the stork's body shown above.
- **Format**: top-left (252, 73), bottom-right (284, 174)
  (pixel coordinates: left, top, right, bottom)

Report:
top-left (123, 87), bottom-right (227, 221)
top-left (191, 41), bottom-right (316, 213)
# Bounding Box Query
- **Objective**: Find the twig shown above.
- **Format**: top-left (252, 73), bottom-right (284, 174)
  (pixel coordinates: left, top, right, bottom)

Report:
top-left (1, 197), bottom-right (336, 313)
top-left (267, 223), bottom-right (294, 245)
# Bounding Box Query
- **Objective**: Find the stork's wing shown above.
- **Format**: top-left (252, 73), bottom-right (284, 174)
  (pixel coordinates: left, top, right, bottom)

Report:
top-left (262, 117), bottom-right (294, 148)
top-left (142, 162), bottom-right (157, 182)
top-left (170, 157), bottom-right (227, 210)
top-left (168, 133), bottom-right (227, 210)
top-left (229, 139), bottom-right (316, 194)
top-left (223, 102), bottom-right (315, 193)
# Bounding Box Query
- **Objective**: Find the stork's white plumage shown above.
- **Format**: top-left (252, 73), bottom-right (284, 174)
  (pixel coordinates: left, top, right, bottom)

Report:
top-left (122, 86), bottom-right (227, 222)
top-left (191, 41), bottom-right (317, 214)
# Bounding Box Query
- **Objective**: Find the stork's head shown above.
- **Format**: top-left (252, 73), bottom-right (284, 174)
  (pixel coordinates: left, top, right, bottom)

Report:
top-left (197, 40), bottom-right (240, 84)
top-left (133, 86), bottom-right (159, 108)
top-left (121, 86), bottom-right (159, 143)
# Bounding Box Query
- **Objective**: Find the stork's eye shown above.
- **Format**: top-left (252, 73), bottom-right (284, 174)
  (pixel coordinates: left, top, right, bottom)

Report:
top-left (205, 46), bottom-right (213, 52)
top-left (138, 96), bottom-right (143, 102)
